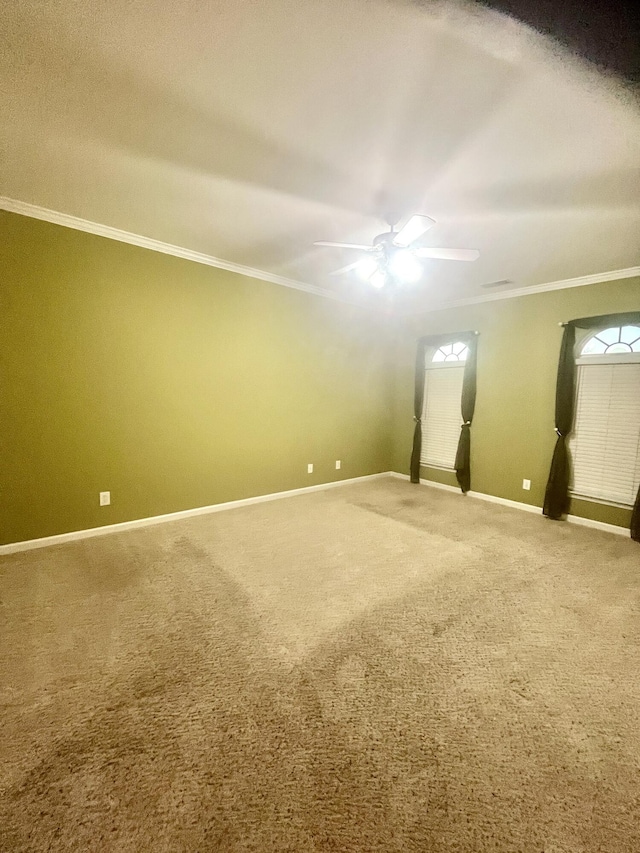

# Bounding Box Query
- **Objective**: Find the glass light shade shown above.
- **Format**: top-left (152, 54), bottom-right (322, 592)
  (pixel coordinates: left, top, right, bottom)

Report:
top-left (355, 255), bottom-right (378, 281)
top-left (389, 249), bottom-right (422, 283)
top-left (369, 270), bottom-right (386, 289)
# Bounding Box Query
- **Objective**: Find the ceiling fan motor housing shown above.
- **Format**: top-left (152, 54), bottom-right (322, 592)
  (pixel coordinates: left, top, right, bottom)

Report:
top-left (373, 231), bottom-right (398, 249)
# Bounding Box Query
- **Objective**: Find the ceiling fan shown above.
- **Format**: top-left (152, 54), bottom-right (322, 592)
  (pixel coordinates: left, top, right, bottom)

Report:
top-left (314, 214), bottom-right (479, 288)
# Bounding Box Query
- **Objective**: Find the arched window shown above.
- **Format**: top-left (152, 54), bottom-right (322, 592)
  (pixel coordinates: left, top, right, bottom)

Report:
top-left (580, 325), bottom-right (640, 355)
top-left (420, 342), bottom-right (468, 469)
top-left (431, 342), bottom-right (469, 363)
top-left (569, 326), bottom-right (640, 506)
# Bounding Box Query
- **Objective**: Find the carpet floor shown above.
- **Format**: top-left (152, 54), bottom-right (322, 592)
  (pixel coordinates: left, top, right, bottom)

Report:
top-left (1, 477), bottom-right (639, 852)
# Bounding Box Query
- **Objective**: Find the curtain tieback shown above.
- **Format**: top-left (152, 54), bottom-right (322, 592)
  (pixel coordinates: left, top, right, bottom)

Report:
top-left (413, 416), bottom-right (421, 424)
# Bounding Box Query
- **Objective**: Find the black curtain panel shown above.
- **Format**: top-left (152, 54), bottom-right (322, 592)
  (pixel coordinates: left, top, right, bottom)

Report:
top-left (410, 339), bottom-right (427, 483)
top-left (410, 331), bottom-right (478, 490)
top-left (454, 335), bottom-right (478, 493)
top-left (542, 324), bottom-right (576, 519)
top-left (543, 311), bottom-right (640, 541)
top-left (632, 488), bottom-right (640, 544)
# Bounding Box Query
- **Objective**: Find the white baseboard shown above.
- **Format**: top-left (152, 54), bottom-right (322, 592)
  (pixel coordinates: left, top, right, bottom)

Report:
top-left (390, 472), bottom-right (630, 537)
top-left (0, 472), bottom-right (392, 555)
top-left (2, 471), bottom-right (630, 555)
top-left (389, 471), bottom-right (460, 494)
top-left (564, 513), bottom-right (630, 536)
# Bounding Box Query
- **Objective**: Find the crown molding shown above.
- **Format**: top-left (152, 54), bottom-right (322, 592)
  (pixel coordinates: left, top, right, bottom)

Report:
top-left (4, 196), bottom-right (637, 313)
top-left (416, 266), bottom-right (640, 314)
top-left (0, 195), bottom-right (345, 303)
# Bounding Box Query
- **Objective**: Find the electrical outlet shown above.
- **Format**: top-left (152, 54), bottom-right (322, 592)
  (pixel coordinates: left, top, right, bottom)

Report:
top-left (335, 460), bottom-right (341, 470)
top-left (307, 463), bottom-right (313, 474)
top-left (522, 479), bottom-right (531, 491)
top-left (99, 491), bottom-right (111, 506)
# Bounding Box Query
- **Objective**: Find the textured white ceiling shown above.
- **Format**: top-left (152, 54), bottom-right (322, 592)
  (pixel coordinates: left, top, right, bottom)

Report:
top-left (1, 0), bottom-right (639, 310)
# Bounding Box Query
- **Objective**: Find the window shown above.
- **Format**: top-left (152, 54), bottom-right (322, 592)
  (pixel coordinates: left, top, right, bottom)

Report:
top-left (569, 326), bottom-right (640, 506)
top-left (420, 343), bottom-right (468, 469)
top-left (431, 342), bottom-right (470, 363)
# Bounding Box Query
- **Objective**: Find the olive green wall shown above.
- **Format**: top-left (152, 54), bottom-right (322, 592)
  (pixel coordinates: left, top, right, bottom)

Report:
top-left (391, 277), bottom-right (640, 529)
top-left (3, 210), bottom-right (637, 546)
top-left (1, 212), bottom-right (394, 545)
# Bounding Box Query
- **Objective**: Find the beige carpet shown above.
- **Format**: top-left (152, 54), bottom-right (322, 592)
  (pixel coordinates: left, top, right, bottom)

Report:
top-left (1, 477), bottom-right (639, 852)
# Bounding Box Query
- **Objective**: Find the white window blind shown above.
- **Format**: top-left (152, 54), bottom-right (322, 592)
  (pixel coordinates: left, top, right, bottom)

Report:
top-left (420, 366), bottom-right (464, 469)
top-left (569, 363), bottom-right (640, 506)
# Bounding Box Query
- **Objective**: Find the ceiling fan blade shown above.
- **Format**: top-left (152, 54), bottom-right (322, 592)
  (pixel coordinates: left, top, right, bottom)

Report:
top-left (314, 241), bottom-right (371, 250)
top-left (414, 247), bottom-right (480, 262)
top-left (394, 214), bottom-right (436, 247)
top-left (330, 261), bottom-right (361, 276)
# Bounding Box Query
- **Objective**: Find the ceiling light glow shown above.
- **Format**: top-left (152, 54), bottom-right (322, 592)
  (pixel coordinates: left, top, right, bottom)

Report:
top-left (355, 255), bottom-right (378, 281)
top-left (389, 249), bottom-right (423, 283)
top-left (369, 270), bottom-right (386, 289)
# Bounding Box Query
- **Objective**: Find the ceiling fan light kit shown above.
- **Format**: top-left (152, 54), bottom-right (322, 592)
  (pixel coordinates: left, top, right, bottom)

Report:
top-left (355, 255), bottom-right (378, 281)
top-left (388, 248), bottom-right (423, 283)
top-left (314, 214), bottom-right (479, 290)
top-left (369, 269), bottom-right (387, 289)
